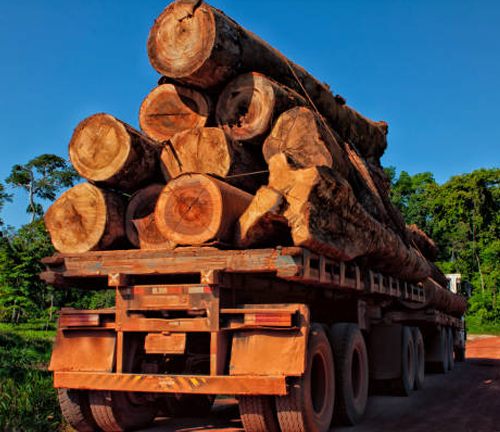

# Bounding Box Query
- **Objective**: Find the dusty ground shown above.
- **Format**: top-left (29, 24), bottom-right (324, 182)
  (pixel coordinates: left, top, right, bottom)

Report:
top-left (141, 337), bottom-right (500, 432)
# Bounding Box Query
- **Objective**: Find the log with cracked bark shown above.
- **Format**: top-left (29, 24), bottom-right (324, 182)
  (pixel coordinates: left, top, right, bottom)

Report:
top-left (267, 153), bottom-right (431, 282)
top-left (125, 184), bottom-right (173, 249)
top-left (69, 113), bottom-right (161, 192)
top-left (45, 183), bottom-right (127, 254)
top-left (139, 83), bottom-right (211, 143)
top-left (235, 186), bottom-right (290, 248)
top-left (216, 72), bottom-right (306, 144)
top-left (159, 127), bottom-right (267, 192)
top-left (155, 173), bottom-right (253, 246)
top-left (407, 224), bottom-right (439, 261)
top-left (147, 0), bottom-right (388, 159)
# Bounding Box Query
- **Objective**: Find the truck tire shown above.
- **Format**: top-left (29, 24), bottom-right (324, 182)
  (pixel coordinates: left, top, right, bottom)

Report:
top-left (275, 323), bottom-right (335, 432)
top-left (412, 327), bottom-right (425, 390)
top-left (436, 327), bottom-right (449, 374)
top-left (329, 323), bottom-right (369, 426)
top-left (89, 390), bottom-right (157, 432)
top-left (391, 326), bottom-right (415, 396)
top-left (238, 396), bottom-right (280, 432)
top-left (58, 388), bottom-right (101, 432)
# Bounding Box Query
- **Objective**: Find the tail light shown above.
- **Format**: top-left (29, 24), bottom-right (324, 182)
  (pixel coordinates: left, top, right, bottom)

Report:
top-left (244, 312), bottom-right (292, 327)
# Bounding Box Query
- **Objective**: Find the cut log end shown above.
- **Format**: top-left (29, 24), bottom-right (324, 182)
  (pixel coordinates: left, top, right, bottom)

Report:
top-left (160, 127), bottom-right (231, 180)
top-left (216, 72), bottom-right (294, 143)
top-left (69, 113), bottom-right (130, 182)
top-left (155, 174), bottom-right (252, 246)
top-left (147, 0), bottom-right (216, 79)
top-left (139, 84), bottom-right (210, 143)
top-left (45, 183), bottom-right (125, 254)
top-left (126, 184), bottom-right (173, 249)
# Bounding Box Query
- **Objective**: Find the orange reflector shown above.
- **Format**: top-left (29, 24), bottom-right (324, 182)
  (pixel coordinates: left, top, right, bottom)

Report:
top-left (60, 314), bottom-right (99, 327)
top-left (244, 313), bottom-right (292, 327)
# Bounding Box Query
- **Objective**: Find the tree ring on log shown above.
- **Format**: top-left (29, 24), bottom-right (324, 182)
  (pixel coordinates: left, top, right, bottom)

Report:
top-left (147, 0), bottom-right (216, 79)
top-left (139, 84), bottom-right (210, 143)
top-left (160, 127), bottom-right (231, 180)
top-left (126, 184), bottom-right (171, 249)
top-left (69, 113), bottom-right (130, 182)
top-left (156, 175), bottom-right (223, 245)
top-left (45, 183), bottom-right (124, 254)
top-left (216, 73), bottom-right (276, 143)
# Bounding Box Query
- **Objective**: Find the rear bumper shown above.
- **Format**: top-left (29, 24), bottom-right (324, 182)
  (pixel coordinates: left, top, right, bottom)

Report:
top-left (53, 371), bottom-right (288, 396)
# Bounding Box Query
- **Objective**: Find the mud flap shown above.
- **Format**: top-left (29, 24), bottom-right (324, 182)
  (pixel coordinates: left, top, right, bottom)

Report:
top-left (49, 329), bottom-right (116, 372)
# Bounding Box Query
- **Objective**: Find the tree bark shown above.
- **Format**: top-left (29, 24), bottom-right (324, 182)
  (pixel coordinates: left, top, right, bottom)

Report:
top-left (45, 183), bottom-right (127, 254)
top-left (125, 184), bottom-right (173, 249)
top-left (235, 186), bottom-right (291, 248)
top-left (147, 0), bottom-right (387, 159)
top-left (216, 72), bottom-right (306, 144)
top-left (267, 154), bottom-right (431, 282)
top-left (69, 113), bottom-right (161, 192)
top-left (160, 127), bottom-right (267, 193)
top-left (139, 83), bottom-right (211, 143)
top-left (407, 224), bottom-right (439, 261)
top-left (155, 174), bottom-right (253, 246)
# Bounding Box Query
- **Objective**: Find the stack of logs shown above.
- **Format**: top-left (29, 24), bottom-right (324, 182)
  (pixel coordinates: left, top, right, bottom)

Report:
top-left (45, 0), bottom-right (455, 304)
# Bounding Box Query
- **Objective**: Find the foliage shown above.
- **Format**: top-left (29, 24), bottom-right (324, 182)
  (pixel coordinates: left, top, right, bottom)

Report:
top-left (386, 167), bottom-right (500, 330)
top-left (5, 154), bottom-right (79, 222)
top-left (0, 182), bottom-right (13, 227)
top-left (0, 323), bottom-right (62, 432)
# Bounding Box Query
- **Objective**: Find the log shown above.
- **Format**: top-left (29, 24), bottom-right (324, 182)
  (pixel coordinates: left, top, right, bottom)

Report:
top-left (147, 0), bottom-right (388, 159)
top-left (160, 127), bottom-right (267, 192)
top-left (155, 174), bottom-right (253, 246)
top-left (216, 72), bottom-right (306, 144)
top-left (139, 83), bottom-right (211, 142)
top-left (69, 113), bottom-right (161, 192)
top-left (125, 184), bottom-right (173, 249)
top-left (45, 183), bottom-right (126, 254)
top-left (267, 154), bottom-right (431, 282)
top-left (235, 186), bottom-right (291, 248)
top-left (407, 224), bottom-right (439, 261)
top-left (263, 107), bottom-right (392, 228)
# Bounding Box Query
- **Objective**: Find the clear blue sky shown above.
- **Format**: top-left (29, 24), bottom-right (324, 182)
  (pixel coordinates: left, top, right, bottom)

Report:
top-left (1, 0), bottom-right (499, 227)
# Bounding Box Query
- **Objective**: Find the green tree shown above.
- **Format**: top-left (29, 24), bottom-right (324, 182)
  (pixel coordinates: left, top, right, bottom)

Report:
top-left (0, 182), bottom-right (12, 227)
top-left (5, 154), bottom-right (79, 222)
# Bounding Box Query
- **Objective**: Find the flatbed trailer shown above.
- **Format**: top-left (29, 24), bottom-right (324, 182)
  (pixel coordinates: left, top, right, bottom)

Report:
top-left (43, 247), bottom-right (465, 432)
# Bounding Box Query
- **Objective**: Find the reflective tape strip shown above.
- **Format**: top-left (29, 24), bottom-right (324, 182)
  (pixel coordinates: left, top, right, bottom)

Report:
top-left (53, 372), bottom-right (287, 395)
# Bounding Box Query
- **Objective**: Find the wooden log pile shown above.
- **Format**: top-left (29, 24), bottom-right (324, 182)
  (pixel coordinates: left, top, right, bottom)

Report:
top-left (45, 0), bottom-right (451, 295)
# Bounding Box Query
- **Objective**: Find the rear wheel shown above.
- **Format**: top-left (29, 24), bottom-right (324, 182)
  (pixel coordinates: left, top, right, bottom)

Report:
top-left (436, 327), bottom-right (449, 374)
top-left (329, 323), bottom-right (369, 425)
top-left (391, 326), bottom-right (415, 396)
top-left (275, 324), bottom-right (335, 432)
top-left (238, 396), bottom-right (280, 432)
top-left (412, 327), bottom-right (425, 390)
top-left (58, 388), bottom-right (100, 432)
top-left (89, 391), bottom-right (157, 432)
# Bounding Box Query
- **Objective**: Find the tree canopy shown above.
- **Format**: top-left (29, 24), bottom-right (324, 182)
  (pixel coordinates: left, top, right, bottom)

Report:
top-left (5, 154), bottom-right (79, 222)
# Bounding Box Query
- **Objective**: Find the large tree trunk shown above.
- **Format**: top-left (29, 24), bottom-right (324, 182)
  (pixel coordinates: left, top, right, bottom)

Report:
top-left (139, 83), bottom-right (211, 143)
top-left (263, 107), bottom-right (395, 230)
top-left (407, 224), bottom-right (439, 261)
top-left (216, 72), bottom-right (306, 144)
top-left (125, 184), bottom-right (173, 249)
top-left (45, 183), bottom-right (126, 254)
top-left (147, 0), bottom-right (387, 159)
top-left (160, 127), bottom-right (267, 192)
top-left (155, 174), bottom-right (253, 246)
top-left (69, 113), bottom-right (161, 192)
top-left (235, 186), bottom-right (290, 248)
top-left (267, 154), bottom-right (431, 282)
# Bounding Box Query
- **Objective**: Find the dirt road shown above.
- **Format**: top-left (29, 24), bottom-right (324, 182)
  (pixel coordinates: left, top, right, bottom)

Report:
top-left (141, 337), bottom-right (500, 432)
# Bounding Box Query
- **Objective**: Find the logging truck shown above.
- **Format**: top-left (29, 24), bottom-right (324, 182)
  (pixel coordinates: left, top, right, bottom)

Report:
top-left (43, 246), bottom-right (466, 432)
top-left (41, 1), bottom-right (468, 431)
